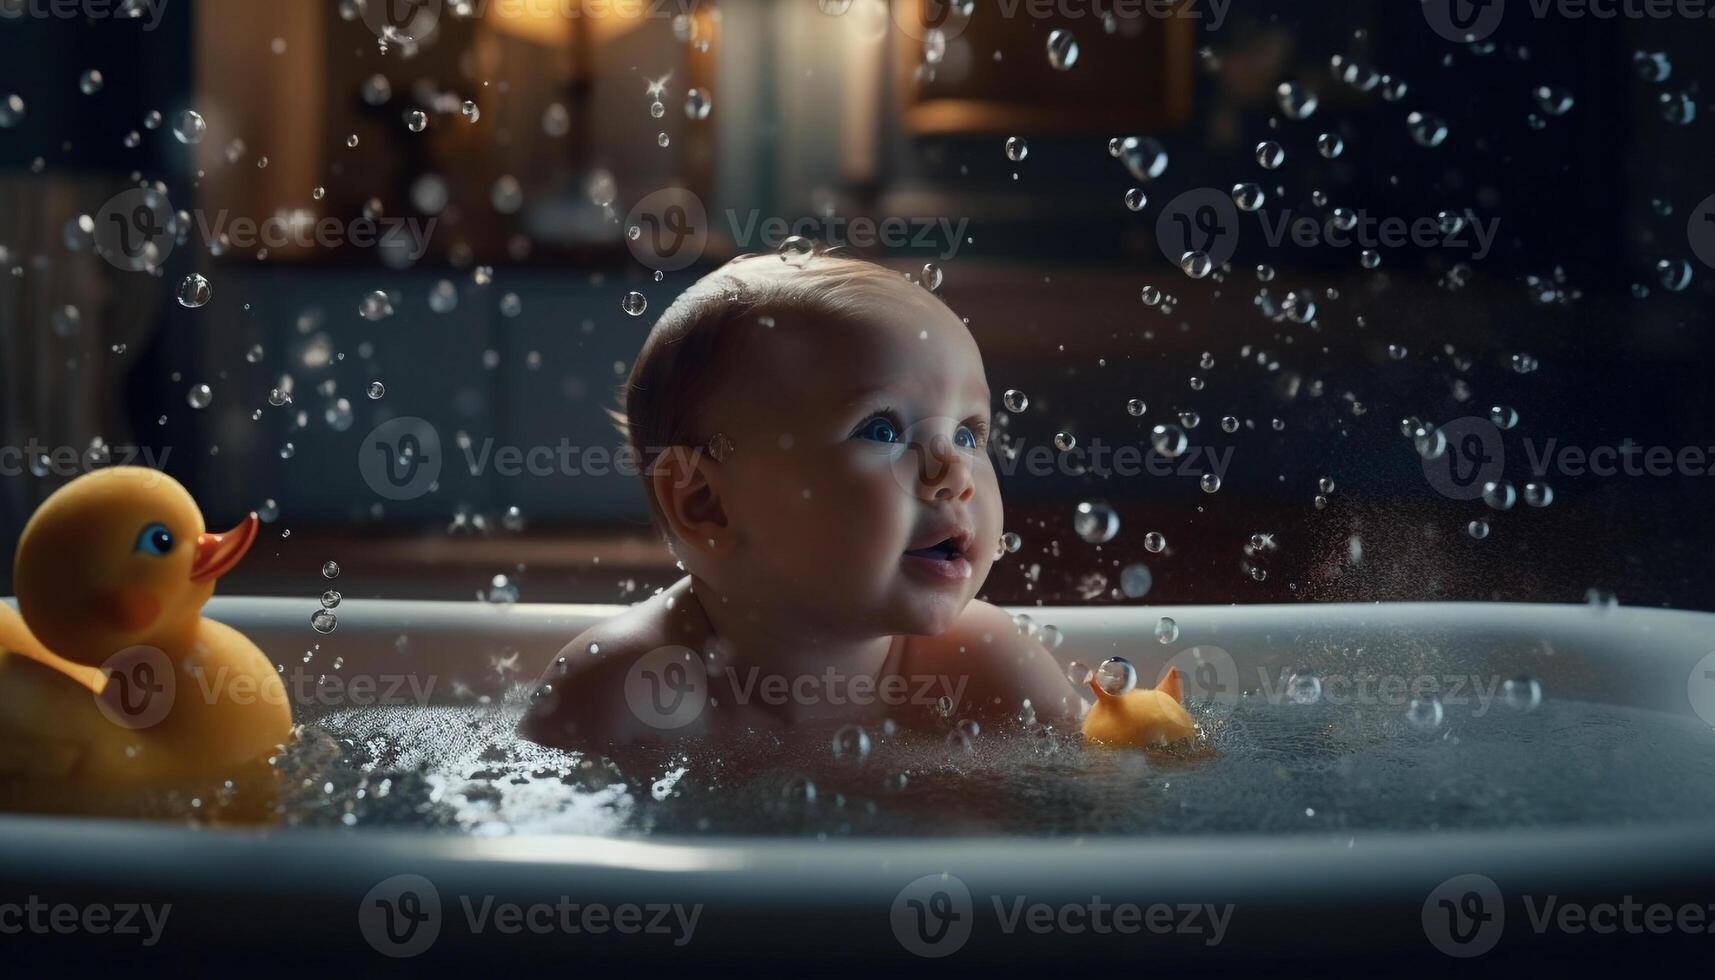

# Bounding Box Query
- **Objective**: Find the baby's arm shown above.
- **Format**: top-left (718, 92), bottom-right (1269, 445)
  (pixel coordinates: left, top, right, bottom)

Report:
top-left (904, 600), bottom-right (1083, 728)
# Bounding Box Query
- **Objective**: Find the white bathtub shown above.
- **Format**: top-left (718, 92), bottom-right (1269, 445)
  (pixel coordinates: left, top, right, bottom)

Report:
top-left (1, 598), bottom-right (1712, 972)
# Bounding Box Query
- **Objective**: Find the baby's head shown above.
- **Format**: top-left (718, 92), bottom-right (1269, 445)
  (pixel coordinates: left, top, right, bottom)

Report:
top-left (616, 252), bottom-right (1002, 639)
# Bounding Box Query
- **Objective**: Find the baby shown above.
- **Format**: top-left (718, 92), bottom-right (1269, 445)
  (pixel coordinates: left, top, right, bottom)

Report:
top-left (520, 252), bottom-right (1078, 751)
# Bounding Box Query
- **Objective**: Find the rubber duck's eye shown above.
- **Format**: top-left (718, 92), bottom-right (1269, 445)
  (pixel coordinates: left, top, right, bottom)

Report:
top-left (854, 416), bottom-right (901, 444)
top-left (134, 523), bottom-right (174, 556)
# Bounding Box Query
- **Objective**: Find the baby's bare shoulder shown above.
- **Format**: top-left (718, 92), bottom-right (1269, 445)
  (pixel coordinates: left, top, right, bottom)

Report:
top-left (517, 599), bottom-right (691, 750)
top-left (903, 600), bottom-right (1082, 726)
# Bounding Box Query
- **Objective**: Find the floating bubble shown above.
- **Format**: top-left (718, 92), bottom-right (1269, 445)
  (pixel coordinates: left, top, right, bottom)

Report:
top-left (1467, 519), bottom-right (1490, 540)
top-left (404, 109), bottom-right (427, 133)
top-left (1489, 405), bottom-right (1518, 429)
top-left (320, 590), bottom-right (342, 609)
top-left (187, 384), bottom-right (212, 409)
top-left (920, 263), bottom-right (943, 291)
top-left (1054, 432), bottom-right (1076, 452)
top-left (1123, 188), bottom-right (1147, 211)
top-left (1004, 136), bottom-right (1028, 162)
top-left (1407, 111), bottom-right (1448, 147)
top-left (1000, 530), bottom-right (1022, 553)
top-left (79, 69), bottom-right (104, 96)
top-left (1118, 136), bottom-right (1168, 182)
top-left (1482, 480), bottom-right (1517, 511)
top-left (1119, 563), bottom-right (1152, 598)
top-left (172, 110), bottom-right (206, 144)
top-left (622, 291), bottom-right (648, 316)
top-left (1221, 416), bottom-right (1239, 433)
top-left (487, 574), bottom-right (519, 604)
top-left (429, 280), bottom-right (458, 313)
top-left (177, 273), bottom-right (212, 308)
top-left (1523, 482), bottom-right (1554, 508)
top-left (310, 609), bottom-right (337, 634)
top-left (361, 74), bottom-right (392, 105)
top-left (1287, 672), bottom-right (1322, 705)
top-left (1231, 182), bottom-right (1265, 211)
top-left (1406, 697), bottom-right (1443, 729)
top-left (542, 103), bottom-right (570, 136)
top-left (367, 381), bottom-right (385, 400)
top-left (1255, 141), bottom-right (1285, 170)
top-left (1317, 133), bottom-right (1344, 158)
top-left (322, 560), bottom-right (341, 579)
top-left (1656, 258), bottom-right (1692, 292)
top-left (1633, 50), bottom-right (1672, 83)
top-left (491, 175), bottom-right (524, 213)
top-left (1276, 81), bottom-right (1318, 119)
top-left (1502, 676), bottom-right (1542, 711)
top-left (1096, 657), bottom-right (1138, 696)
top-left (1154, 617), bottom-right (1179, 644)
top-left (831, 724), bottom-right (871, 764)
top-left (1045, 29), bottom-right (1079, 70)
top-left (359, 291), bottom-right (393, 321)
top-left (1361, 249), bottom-right (1381, 270)
top-left (0, 94), bottom-right (25, 128)
top-left (685, 88), bottom-right (711, 120)
top-left (258, 499), bottom-right (280, 523)
top-left (1533, 85), bottom-right (1574, 117)
top-left (1151, 424), bottom-right (1188, 458)
top-left (1127, 398), bottom-right (1147, 417)
top-left (780, 236), bottom-right (815, 267)
top-left (1141, 285), bottom-right (1163, 306)
top-left (1066, 661), bottom-right (1092, 687)
top-left (1002, 389), bottom-right (1028, 412)
top-left (1073, 501), bottom-right (1120, 544)
top-left (1180, 251), bottom-right (1213, 279)
top-left (1199, 472), bottom-right (1221, 493)
top-left (1659, 92), bottom-right (1696, 126)
top-left (1144, 531), bottom-right (1167, 554)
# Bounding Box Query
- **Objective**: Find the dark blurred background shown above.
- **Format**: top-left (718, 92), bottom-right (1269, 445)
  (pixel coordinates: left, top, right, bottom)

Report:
top-left (1, 0), bottom-right (1712, 609)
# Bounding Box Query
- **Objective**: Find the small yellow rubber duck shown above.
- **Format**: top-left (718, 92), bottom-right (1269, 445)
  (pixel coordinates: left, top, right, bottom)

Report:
top-left (0, 467), bottom-right (291, 790)
top-left (1082, 665), bottom-right (1198, 748)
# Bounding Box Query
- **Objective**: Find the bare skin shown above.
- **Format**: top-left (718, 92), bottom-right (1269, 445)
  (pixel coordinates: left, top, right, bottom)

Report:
top-left (521, 277), bottom-right (1079, 754)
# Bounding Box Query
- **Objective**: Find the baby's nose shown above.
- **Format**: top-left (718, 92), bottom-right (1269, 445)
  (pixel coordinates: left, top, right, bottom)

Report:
top-left (915, 433), bottom-right (973, 501)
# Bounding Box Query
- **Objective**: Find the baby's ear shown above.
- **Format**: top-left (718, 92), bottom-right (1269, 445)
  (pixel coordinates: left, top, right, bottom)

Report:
top-left (650, 446), bottom-right (729, 551)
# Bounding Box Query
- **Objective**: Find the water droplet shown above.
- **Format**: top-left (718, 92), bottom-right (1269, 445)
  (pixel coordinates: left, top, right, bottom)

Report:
top-left (1144, 531), bottom-right (1167, 554)
top-left (404, 109), bottom-right (427, 133)
top-left (831, 724), bottom-right (870, 764)
top-left (1004, 136), bottom-right (1028, 162)
top-left (1317, 132), bottom-right (1344, 158)
top-left (1066, 661), bottom-right (1092, 686)
top-left (1633, 50), bottom-right (1672, 83)
top-left (362, 381), bottom-right (385, 401)
top-left (779, 236), bottom-right (815, 267)
top-left (500, 293), bottom-right (523, 317)
top-left (1123, 187), bottom-right (1148, 211)
top-left (1119, 563), bottom-right (1152, 598)
top-left (1231, 182), bottom-right (1265, 211)
top-left (187, 383), bottom-right (212, 409)
top-left (172, 110), bottom-right (206, 144)
top-left (1502, 676), bottom-right (1542, 711)
top-left (1361, 249), bottom-right (1381, 270)
top-left (1276, 81), bottom-right (1318, 119)
top-left (429, 279), bottom-right (459, 313)
top-left (1533, 85), bottom-right (1574, 117)
top-left (1467, 519), bottom-right (1491, 540)
top-left (1045, 29), bottom-right (1079, 70)
top-left (1255, 141), bottom-right (1285, 170)
top-left (1287, 672), bottom-right (1322, 704)
top-left (1154, 617), bottom-right (1179, 644)
top-left (1407, 111), bottom-right (1448, 147)
top-left (1126, 398), bottom-right (1147, 417)
top-left (1523, 482), bottom-right (1554, 508)
top-left (1150, 424), bottom-right (1188, 458)
top-left (310, 609), bottom-right (337, 634)
top-left (1054, 432), bottom-right (1077, 451)
top-left (1118, 136), bottom-right (1168, 182)
top-left (920, 263), bottom-right (943, 291)
top-left (1656, 258), bottom-right (1693, 292)
top-left (320, 590), bottom-right (342, 609)
top-left (685, 88), bottom-right (711, 120)
top-left (1073, 501), bottom-right (1120, 544)
top-left (0, 94), bottom-right (24, 128)
top-left (487, 573), bottom-right (520, 604)
top-left (1141, 284), bottom-right (1163, 306)
top-left (359, 290), bottom-right (393, 321)
top-left (259, 499), bottom-right (280, 523)
top-left (1221, 416), bottom-right (1239, 433)
top-left (79, 69), bottom-right (104, 95)
top-left (177, 273), bottom-right (212, 308)
top-left (1000, 531), bottom-right (1022, 553)
top-left (1406, 697), bottom-right (1444, 729)
top-left (1095, 657), bottom-right (1137, 696)
top-left (622, 291), bottom-right (648, 316)
top-left (1180, 251), bottom-right (1212, 279)
top-left (346, 133), bottom-right (360, 149)
top-left (1197, 472), bottom-right (1220, 494)
top-left (1489, 405), bottom-right (1518, 429)
top-left (1002, 389), bottom-right (1029, 413)
top-left (268, 387), bottom-right (292, 407)
top-left (1482, 480), bottom-right (1517, 511)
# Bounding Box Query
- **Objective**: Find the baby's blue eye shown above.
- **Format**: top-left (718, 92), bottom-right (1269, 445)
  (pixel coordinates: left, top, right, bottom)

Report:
top-left (954, 425), bottom-right (978, 449)
top-left (134, 523), bottom-right (174, 556)
top-left (854, 416), bottom-right (901, 444)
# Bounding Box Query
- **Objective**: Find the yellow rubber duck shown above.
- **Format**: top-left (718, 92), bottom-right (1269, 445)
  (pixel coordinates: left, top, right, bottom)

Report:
top-left (0, 467), bottom-right (291, 793)
top-left (1082, 665), bottom-right (1198, 748)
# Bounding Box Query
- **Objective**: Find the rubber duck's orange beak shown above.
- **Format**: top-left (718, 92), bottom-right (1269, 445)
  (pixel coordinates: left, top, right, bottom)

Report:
top-left (191, 513), bottom-right (259, 583)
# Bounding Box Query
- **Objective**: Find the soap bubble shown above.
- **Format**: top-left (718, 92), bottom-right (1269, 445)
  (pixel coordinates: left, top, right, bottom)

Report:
top-left (404, 109), bottom-right (427, 133)
top-left (1407, 111), bottom-right (1448, 147)
top-left (1489, 405), bottom-right (1519, 430)
top-left (1523, 482), bottom-right (1554, 508)
top-left (1004, 136), bottom-right (1028, 162)
top-left (1123, 188), bottom-right (1148, 211)
top-left (322, 561), bottom-right (341, 579)
top-left (1467, 519), bottom-right (1490, 540)
top-left (920, 263), bottom-right (943, 291)
top-left (1255, 141), bottom-right (1285, 170)
top-left (1000, 531), bottom-right (1022, 553)
top-left (1633, 50), bottom-right (1672, 83)
top-left (320, 590), bottom-right (342, 609)
top-left (1150, 424), bottom-right (1188, 458)
top-left (1533, 86), bottom-right (1574, 117)
top-left (1180, 251), bottom-right (1213, 279)
top-left (1002, 389), bottom-right (1028, 412)
top-left (1286, 672), bottom-right (1322, 705)
top-left (1127, 398), bottom-right (1147, 417)
top-left (1481, 480), bottom-right (1517, 511)
top-left (0, 94), bottom-right (25, 128)
top-left (622, 292), bottom-right (648, 316)
top-left (177, 273), bottom-right (212, 308)
top-left (685, 89), bottom-right (711, 120)
top-left (542, 103), bottom-right (570, 136)
top-left (1231, 182), bottom-right (1265, 211)
top-left (1199, 473), bottom-right (1221, 493)
top-left (1141, 285), bottom-right (1163, 306)
top-left (1143, 531), bottom-right (1167, 554)
top-left (310, 609), bottom-right (337, 634)
top-left (831, 724), bottom-right (871, 764)
top-left (1073, 501), bottom-right (1120, 544)
top-left (359, 290), bottom-right (393, 321)
top-left (367, 381), bottom-right (386, 400)
top-left (1066, 661), bottom-right (1092, 687)
top-left (1656, 258), bottom-right (1692, 292)
top-left (1405, 697), bottom-right (1444, 729)
top-left (1095, 657), bottom-right (1138, 696)
top-left (187, 384), bottom-right (212, 409)
top-left (79, 69), bottom-right (104, 95)
top-left (1054, 432), bottom-right (1076, 451)
top-left (487, 574), bottom-right (519, 604)
top-left (780, 236), bottom-right (815, 266)
top-left (1317, 133), bottom-right (1344, 158)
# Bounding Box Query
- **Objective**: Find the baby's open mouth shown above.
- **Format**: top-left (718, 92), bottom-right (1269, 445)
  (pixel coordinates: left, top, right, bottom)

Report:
top-left (901, 531), bottom-right (974, 582)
